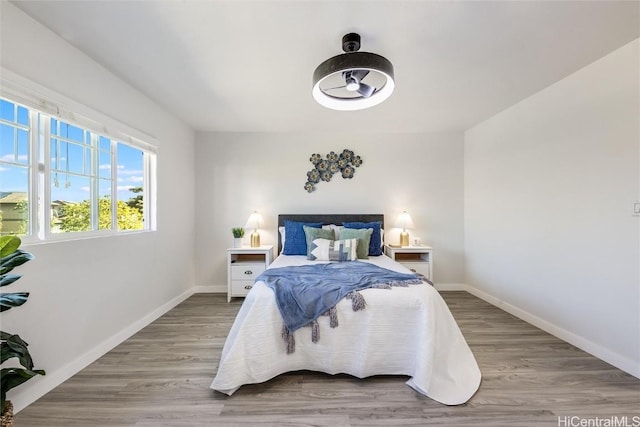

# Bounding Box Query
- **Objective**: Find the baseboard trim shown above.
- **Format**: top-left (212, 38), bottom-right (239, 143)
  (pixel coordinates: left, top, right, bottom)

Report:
top-left (434, 283), bottom-right (466, 291)
top-left (464, 285), bottom-right (640, 379)
top-left (192, 285), bottom-right (220, 293)
top-left (12, 287), bottom-right (196, 413)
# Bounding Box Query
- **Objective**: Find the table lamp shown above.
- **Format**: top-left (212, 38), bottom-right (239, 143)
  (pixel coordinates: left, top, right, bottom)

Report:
top-left (394, 211), bottom-right (414, 247)
top-left (245, 211), bottom-right (263, 248)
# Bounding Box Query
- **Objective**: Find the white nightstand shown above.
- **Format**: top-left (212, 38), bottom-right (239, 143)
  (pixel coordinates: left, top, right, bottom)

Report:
top-left (384, 245), bottom-right (433, 281)
top-left (227, 245), bottom-right (273, 302)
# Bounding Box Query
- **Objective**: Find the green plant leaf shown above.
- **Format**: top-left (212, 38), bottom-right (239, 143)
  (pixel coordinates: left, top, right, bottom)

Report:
top-left (0, 250), bottom-right (34, 275)
top-left (0, 274), bottom-right (21, 287)
top-left (1, 335), bottom-right (34, 369)
top-left (0, 292), bottom-right (29, 312)
top-left (0, 367), bottom-right (46, 408)
top-left (0, 236), bottom-right (21, 258)
top-left (1, 333), bottom-right (27, 348)
top-left (0, 237), bottom-right (42, 412)
top-left (2, 352), bottom-right (32, 371)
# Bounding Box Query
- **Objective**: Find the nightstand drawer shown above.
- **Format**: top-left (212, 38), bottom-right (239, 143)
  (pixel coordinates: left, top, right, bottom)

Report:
top-left (402, 262), bottom-right (431, 279)
top-left (231, 280), bottom-right (256, 297)
top-left (227, 245), bottom-right (273, 302)
top-left (230, 263), bottom-right (265, 281)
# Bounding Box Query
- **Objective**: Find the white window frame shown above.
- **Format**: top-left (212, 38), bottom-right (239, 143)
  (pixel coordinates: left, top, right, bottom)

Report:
top-left (1, 69), bottom-right (157, 243)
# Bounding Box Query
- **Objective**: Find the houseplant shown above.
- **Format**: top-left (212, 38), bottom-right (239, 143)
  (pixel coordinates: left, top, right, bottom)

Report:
top-left (0, 236), bottom-right (45, 426)
top-left (232, 228), bottom-right (245, 248)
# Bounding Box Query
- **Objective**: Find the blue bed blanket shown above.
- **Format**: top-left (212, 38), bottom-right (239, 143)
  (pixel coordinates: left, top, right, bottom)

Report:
top-left (256, 261), bottom-right (422, 333)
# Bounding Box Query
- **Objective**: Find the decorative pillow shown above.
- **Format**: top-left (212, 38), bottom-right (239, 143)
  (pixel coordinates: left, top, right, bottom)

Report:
top-left (343, 221), bottom-right (383, 256)
top-left (308, 238), bottom-right (358, 262)
top-left (339, 227), bottom-right (373, 259)
top-left (282, 221), bottom-right (322, 255)
top-left (303, 226), bottom-right (336, 258)
top-left (321, 224), bottom-right (343, 240)
top-left (278, 226), bottom-right (285, 254)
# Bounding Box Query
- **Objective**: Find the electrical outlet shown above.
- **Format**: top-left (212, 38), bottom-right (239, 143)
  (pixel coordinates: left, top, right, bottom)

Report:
top-left (634, 202), bottom-right (640, 217)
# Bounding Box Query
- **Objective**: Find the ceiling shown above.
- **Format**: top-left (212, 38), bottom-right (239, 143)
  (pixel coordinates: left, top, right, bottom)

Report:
top-left (11, 1), bottom-right (640, 134)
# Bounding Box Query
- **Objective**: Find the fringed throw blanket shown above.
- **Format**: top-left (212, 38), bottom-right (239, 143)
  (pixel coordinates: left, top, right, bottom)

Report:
top-left (256, 261), bottom-right (423, 353)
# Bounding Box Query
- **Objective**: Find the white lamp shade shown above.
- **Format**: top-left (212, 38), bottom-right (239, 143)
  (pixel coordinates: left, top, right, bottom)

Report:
top-left (245, 211), bottom-right (263, 230)
top-left (394, 211), bottom-right (415, 230)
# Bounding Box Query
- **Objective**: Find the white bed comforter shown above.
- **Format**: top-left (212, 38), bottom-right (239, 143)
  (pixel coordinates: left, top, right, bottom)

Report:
top-left (210, 255), bottom-right (481, 405)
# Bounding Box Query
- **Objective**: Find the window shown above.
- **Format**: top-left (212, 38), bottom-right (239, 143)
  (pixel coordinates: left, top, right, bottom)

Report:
top-left (116, 143), bottom-right (145, 231)
top-left (0, 99), bottom-right (30, 236)
top-left (0, 95), bottom-right (155, 241)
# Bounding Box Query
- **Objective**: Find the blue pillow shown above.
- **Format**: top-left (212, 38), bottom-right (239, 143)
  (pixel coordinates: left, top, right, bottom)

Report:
top-left (343, 221), bottom-right (383, 256)
top-left (282, 221), bottom-right (322, 255)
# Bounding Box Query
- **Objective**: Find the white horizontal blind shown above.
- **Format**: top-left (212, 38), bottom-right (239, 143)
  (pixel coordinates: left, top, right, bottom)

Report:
top-left (0, 68), bottom-right (157, 155)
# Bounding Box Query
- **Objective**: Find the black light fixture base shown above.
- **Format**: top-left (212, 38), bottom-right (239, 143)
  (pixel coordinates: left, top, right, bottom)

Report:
top-left (342, 33), bottom-right (361, 52)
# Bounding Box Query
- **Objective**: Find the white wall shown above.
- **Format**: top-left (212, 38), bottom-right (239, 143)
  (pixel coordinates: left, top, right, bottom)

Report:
top-left (464, 39), bottom-right (639, 376)
top-left (195, 131), bottom-right (465, 289)
top-left (1, 3), bottom-right (196, 410)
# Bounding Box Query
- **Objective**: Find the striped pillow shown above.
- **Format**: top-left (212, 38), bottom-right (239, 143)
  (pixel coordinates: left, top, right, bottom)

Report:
top-left (308, 238), bottom-right (358, 262)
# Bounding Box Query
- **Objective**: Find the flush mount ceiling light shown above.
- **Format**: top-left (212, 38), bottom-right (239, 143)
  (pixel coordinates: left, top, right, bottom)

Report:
top-left (312, 33), bottom-right (395, 111)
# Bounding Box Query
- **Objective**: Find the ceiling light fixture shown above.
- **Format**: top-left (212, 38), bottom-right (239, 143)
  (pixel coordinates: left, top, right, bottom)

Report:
top-left (312, 33), bottom-right (395, 111)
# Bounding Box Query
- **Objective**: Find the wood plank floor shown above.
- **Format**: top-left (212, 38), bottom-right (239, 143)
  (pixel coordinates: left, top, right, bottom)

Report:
top-left (15, 292), bottom-right (640, 426)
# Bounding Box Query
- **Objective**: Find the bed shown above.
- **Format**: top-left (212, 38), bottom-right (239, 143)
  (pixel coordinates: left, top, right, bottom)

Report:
top-left (211, 214), bottom-right (481, 405)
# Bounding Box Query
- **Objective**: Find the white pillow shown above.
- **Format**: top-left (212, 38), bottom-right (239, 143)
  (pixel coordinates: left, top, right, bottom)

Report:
top-left (308, 238), bottom-right (358, 262)
top-left (322, 224), bottom-right (343, 240)
top-left (278, 226), bottom-right (285, 254)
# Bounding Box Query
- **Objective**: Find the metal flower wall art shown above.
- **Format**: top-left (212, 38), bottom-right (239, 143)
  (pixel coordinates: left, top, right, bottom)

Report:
top-left (304, 149), bottom-right (363, 193)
